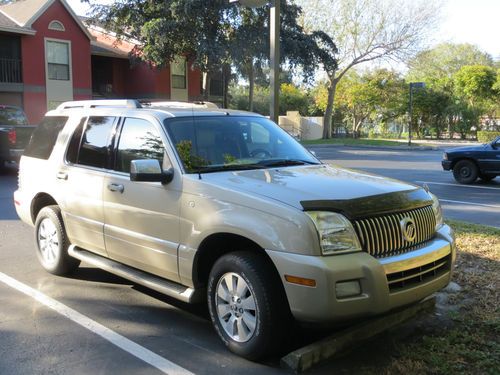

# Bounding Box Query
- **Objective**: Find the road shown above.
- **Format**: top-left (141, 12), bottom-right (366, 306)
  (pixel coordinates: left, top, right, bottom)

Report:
top-left (308, 146), bottom-right (500, 228)
top-left (0, 147), bottom-right (498, 374)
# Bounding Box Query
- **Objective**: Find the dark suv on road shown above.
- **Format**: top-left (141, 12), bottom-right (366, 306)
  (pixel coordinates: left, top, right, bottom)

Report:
top-left (442, 136), bottom-right (500, 184)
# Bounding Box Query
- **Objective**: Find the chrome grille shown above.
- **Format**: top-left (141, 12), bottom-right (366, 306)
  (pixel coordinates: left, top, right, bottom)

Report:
top-left (354, 205), bottom-right (436, 258)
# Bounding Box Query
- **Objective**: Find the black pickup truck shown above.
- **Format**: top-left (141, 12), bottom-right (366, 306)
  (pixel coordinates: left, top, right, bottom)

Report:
top-left (442, 136), bottom-right (500, 184)
top-left (0, 105), bottom-right (36, 170)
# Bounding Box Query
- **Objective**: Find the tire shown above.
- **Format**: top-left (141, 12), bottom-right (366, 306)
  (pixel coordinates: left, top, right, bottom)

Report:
top-left (34, 205), bottom-right (80, 275)
top-left (479, 174), bottom-right (496, 182)
top-left (452, 160), bottom-right (478, 184)
top-left (207, 251), bottom-right (291, 360)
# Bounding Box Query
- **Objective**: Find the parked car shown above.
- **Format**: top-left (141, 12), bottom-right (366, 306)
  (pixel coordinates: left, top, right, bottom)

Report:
top-left (0, 105), bottom-right (36, 170)
top-left (15, 100), bottom-right (456, 360)
top-left (442, 136), bottom-right (500, 184)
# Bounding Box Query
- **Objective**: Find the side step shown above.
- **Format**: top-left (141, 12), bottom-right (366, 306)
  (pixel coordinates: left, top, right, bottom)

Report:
top-left (68, 245), bottom-right (202, 303)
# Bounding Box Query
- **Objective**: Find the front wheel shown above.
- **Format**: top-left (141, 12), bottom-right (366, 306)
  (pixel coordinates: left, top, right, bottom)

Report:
top-left (207, 251), bottom-right (291, 360)
top-left (452, 160), bottom-right (478, 184)
top-left (34, 205), bottom-right (80, 275)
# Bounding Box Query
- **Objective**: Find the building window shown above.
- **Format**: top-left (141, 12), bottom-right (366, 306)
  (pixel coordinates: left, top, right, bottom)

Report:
top-left (46, 41), bottom-right (70, 81)
top-left (171, 57), bottom-right (186, 89)
top-left (48, 20), bottom-right (65, 31)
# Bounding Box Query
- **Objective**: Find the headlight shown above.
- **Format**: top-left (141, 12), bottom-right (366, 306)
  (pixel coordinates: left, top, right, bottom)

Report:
top-left (306, 211), bottom-right (362, 255)
top-left (430, 193), bottom-right (444, 230)
top-left (442, 152), bottom-right (448, 160)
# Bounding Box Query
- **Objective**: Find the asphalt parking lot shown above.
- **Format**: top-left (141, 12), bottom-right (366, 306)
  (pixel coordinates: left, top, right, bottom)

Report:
top-left (0, 146), bottom-right (498, 374)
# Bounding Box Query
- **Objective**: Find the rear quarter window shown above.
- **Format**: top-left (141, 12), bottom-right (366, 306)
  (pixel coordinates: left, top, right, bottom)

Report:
top-left (23, 116), bottom-right (68, 159)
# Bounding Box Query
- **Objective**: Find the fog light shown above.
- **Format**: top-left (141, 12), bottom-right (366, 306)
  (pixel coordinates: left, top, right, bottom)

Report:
top-left (335, 280), bottom-right (361, 298)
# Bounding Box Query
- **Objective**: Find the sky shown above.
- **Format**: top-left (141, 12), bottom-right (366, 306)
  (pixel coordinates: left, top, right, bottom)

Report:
top-left (67, 0), bottom-right (500, 60)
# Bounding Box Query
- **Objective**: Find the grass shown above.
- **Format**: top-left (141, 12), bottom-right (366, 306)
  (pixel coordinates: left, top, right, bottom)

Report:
top-left (376, 220), bottom-right (500, 374)
top-left (300, 138), bottom-right (419, 147)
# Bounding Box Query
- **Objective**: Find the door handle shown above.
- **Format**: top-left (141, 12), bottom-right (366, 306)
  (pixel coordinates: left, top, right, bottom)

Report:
top-left (56, 171), bottom-right (68, 180)
top-left (107, 183), bottom-right (124, 193)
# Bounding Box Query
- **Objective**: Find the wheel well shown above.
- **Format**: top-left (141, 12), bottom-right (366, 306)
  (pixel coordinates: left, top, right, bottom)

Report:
top-left (31, 193), bottom-right (58, 223)
top-left (193, 233), bottom-right (275, 288)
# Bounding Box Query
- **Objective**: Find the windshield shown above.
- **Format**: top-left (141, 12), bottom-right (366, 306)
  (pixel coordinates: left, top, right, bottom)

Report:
top-left (0, 106), bottom-right (28, 126)
top-left (163, 116), bottom-right (319, 173)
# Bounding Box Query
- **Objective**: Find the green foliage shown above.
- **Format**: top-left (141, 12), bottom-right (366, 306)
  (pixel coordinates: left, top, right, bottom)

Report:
top-left (175, 140), bottom-right (208, 171)
top-left (229, 83), bottom-right (313, 116)
top-left (408, 43), bottom-right (494, 91)
top-left (477, 131), bottom-right (500, 143)
top-left (454, 65), bottom-right (497, 105)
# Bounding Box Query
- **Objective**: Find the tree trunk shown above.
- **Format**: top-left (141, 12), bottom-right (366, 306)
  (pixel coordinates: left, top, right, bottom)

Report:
top-left (322, 77), bottom-right (337, 139)
top-left (222, 64), bottom-right (231, 109)
top-left (248, 63), bottom-right (254, 112)
top-left (202, 71), bottom-right (212, 101)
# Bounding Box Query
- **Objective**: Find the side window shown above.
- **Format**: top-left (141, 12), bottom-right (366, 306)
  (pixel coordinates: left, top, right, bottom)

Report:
top-left (115, 118), bottom-right (165, 173)
top-left (65, 117), bottom-right (85, 164)
top-left (77, 116), bottom-right (115, 168)
top-left (24, 116), bottom-right (68, 159)
top-left (250, 122), bottom-right (270, 144)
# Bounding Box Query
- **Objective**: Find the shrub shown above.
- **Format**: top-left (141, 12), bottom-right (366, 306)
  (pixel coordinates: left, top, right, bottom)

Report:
top-left (477, 131), bottom-right (500, 142)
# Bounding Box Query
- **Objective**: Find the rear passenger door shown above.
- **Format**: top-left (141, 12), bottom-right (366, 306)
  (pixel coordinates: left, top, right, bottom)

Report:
top-left (62, 116), bottom-right (116, 257)
top-left (102, 117), bottom-right (181, 282)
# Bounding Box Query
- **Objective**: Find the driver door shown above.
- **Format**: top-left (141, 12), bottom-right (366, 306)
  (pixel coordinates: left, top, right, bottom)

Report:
top-left (102, 116), bottom-right (181, 282)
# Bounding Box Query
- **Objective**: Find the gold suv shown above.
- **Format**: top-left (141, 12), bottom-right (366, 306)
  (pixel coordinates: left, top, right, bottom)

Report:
top-left (15, 100), bottom-right (456, 360)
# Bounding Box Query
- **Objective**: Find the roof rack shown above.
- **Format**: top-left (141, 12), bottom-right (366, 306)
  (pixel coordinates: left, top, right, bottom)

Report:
top-left (56, 100), bottom-right (142, 110)
top-left (141, 100), bottom-right (218, 109)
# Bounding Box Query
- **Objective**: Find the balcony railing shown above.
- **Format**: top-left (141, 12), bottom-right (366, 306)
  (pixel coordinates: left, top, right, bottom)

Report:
top-left (0, 58), bottom-right (22, 83)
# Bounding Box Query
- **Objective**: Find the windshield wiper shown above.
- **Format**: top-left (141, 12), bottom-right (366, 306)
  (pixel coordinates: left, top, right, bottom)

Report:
top-left (257, 159), bottom-right (320, 167)
top-left (193, 164), bottom-right (266, 174)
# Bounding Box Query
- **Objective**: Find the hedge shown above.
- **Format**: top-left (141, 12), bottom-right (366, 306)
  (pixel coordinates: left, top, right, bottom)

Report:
top-left (477, 131), bottom-right (500, 142)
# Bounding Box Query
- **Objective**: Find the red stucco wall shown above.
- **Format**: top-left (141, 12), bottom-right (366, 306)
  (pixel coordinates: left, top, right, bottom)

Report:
top-left (20, 0), bottom-right (91, 123)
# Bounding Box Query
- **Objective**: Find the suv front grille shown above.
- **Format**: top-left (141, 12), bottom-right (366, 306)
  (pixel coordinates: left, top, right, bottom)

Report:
top-left (353, 205), bottom-right (436, 258)
top-left (386, 254), bottom-right (450, 292)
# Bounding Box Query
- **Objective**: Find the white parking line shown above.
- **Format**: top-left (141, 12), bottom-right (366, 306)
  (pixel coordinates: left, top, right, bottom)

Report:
top-left (416, 181), bottom-right (499, 191)
top-left (439, 199), bottom-right (500, 209)
top-left (0, 272), bottom-right (194, 375)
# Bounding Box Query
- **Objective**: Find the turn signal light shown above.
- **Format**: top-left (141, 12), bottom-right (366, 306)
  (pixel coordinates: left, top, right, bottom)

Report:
top-left (284, 275), bottom-right (316, 287)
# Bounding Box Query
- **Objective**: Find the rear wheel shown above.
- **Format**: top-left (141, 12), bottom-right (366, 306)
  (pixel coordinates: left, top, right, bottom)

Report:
top-left (34, 205), bottom-right (80, 275)
top-left (452, 160), bottom-right (478, 184)
top-left (207, 251), bottom-right (291, 360)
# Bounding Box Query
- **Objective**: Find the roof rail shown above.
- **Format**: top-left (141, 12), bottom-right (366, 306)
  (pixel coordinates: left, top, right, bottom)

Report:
top-left (142, 100), bottom-right (218, 109)
top-left (56, 100), bottom-right (142, 110)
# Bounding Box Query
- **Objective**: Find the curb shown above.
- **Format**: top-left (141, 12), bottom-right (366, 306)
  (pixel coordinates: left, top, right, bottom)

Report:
top-left (280, 296), bottom-right (436, 373)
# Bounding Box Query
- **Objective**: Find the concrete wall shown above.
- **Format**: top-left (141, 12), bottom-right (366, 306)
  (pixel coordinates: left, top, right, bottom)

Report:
top-left (278, 111), bottom-right (324, 140)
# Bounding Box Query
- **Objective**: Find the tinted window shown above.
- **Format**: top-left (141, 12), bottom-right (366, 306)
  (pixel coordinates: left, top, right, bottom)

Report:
top-left (115, 118), bottom-right (165, 173)
top-left (77, 116), bottom-right (115, 168)
top-left (65, 118), bottom-right (85, 164)
top-left (24, 116), bottom-right (68, 159)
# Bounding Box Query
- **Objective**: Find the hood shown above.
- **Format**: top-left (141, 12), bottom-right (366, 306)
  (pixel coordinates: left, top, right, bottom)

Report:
top-left (201, 165), bottom-right (432, 218)
top-left (446, 144), bottom-right (489, 153)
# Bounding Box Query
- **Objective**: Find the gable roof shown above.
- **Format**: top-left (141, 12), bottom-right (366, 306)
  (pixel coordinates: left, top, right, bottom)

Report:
top-left (0, 11), bottom-right (35, 34)
top-left (0, 0), bottom-right (92, 39)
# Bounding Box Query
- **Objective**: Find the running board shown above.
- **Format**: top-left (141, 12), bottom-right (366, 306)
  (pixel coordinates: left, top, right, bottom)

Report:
top-left (68, 245), bottom-right (201, 303)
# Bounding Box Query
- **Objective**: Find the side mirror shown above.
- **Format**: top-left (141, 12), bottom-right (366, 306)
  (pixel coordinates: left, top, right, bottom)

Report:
top-left (130, 159), bottom-right (174, 185)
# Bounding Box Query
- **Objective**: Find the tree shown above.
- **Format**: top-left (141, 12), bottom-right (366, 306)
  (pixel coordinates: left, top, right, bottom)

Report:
top-left (230, 1), bottom-right (336, 111)
top-left (90, 0), bottom-right (336, 105)
top-left (297, 0), bottom-right (441, 139)
top-left (453, 65), bottom-right (497, 107)
top-left (407, 43), bottom-right (495, 94)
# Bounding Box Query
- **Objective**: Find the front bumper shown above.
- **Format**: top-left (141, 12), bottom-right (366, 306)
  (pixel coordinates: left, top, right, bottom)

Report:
top-left (442, 160), bottom-right (452, 170)
top-left (266, 224), bottom-right (456, 322)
